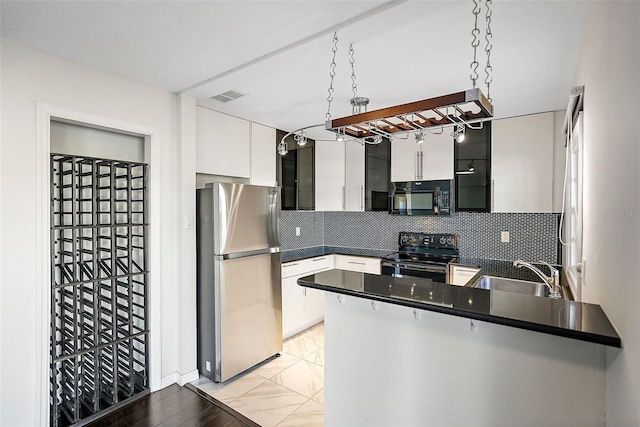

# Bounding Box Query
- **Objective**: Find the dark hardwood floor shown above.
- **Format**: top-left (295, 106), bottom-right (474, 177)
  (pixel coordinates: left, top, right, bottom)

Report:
top-left (87, 384), bottom-right (257, 427)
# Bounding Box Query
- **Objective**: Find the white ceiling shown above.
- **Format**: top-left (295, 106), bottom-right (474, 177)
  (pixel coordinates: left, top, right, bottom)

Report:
top-left (1, 1), bottom-right (591, 140)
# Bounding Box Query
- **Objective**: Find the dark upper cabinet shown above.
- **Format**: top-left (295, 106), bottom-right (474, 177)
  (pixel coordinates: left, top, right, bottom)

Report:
top-left (454, 123), bottom-right (492, 212)
top-left (365, 137), bottom-right (392, 211)
top-left (277, 130), bottom-right (315, 210)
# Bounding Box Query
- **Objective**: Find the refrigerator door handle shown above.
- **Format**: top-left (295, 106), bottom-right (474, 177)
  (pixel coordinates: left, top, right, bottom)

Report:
top-left (215, 247), bottom-right (281, 261)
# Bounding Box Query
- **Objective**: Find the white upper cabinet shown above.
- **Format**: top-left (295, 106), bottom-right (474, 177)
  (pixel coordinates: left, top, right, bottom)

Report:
top-left (344, 141), bottom-right (365, 211)
top-left (315, 141), bottom-right (346, 211)
top-left (250, 122), bottom-right (276, 186)
top-left (392, 132), bottom-right (454, 182)
top-left (421, 131), bottom-right (454, 180)
top-left (196, 106), bottom-right (250, 177)
top-left (391, 136), bottom-right (420, 182)
top-left (492, 112), bottom-right (554, 212)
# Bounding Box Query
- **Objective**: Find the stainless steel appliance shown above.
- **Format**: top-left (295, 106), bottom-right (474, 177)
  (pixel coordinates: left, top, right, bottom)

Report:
top-left (381, 232), bottom-right (459, 282)
top-left (196, 182), bottom-right (282, 383)
top-left (389, 180), bottom-right (452, 216)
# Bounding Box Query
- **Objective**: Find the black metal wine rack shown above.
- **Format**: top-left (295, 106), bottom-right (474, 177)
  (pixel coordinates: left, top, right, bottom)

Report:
top-left (50, 154), bottom-right (149, 426)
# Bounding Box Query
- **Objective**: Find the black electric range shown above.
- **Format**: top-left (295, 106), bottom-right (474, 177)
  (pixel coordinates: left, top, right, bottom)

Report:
top-left (381, 232), bottom-right (459, 282)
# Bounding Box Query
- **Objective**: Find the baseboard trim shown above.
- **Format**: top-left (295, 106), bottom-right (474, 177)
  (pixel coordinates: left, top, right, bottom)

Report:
top-left (179, 369), bottom-right (200, 386)
top-left (161, 369), bottom-right (200, 389)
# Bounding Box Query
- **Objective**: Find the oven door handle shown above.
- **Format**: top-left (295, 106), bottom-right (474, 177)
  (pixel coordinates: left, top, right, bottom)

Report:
top-left (381, 261), bottom-right (447, 273)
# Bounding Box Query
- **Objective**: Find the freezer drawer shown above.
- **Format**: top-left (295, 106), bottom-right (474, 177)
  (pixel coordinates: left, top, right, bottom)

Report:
top-left (197, 252), bottom-right (282, 382)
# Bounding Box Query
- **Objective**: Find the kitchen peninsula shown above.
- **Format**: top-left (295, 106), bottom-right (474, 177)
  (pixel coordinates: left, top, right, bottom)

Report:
top-left (299, 270), bottom-right (619, 426)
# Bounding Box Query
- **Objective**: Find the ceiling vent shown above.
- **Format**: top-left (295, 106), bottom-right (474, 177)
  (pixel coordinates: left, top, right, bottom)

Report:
top-left (211, 89), bottom-right (246, 103)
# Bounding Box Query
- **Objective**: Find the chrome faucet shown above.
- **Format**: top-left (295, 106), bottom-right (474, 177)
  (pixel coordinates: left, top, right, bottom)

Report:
top-left (513, 260), bottom-right (562, 299)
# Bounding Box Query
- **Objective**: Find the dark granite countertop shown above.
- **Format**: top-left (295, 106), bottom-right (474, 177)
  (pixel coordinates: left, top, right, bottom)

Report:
top-left (282, 246), bottom-right (391, 263)
top-left (298, 269), bottom-right (621, 348)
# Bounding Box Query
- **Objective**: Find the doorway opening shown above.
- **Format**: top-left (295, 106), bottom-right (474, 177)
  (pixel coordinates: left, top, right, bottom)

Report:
top-left (47, 119), bottom-right (153, 426)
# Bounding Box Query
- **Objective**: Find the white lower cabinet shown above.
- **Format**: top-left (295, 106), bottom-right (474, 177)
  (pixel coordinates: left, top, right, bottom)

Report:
top-left (281, 254), bottom-right (381, 339)
top-left (281, 275), bottom-right (312, 339)
top-left (281, 256), bottom-right (333, 339)
top-left (334, 255), bottom-right (381, 274)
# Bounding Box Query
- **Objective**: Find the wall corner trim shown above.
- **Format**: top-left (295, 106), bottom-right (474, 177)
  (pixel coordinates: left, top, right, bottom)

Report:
top-left (161, 369), bottom-right (199, 389)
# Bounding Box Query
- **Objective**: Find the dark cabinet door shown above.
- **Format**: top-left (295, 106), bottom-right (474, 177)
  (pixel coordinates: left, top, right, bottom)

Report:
top-left (454, 123), bottom-right (491, 212)
top-left (365, 138), bottom-right (391, 211)
top-left (277, 130), bottom-right (315, 210)
top-left (296, 145), bottom-right (315, 210)
top-left (281, 149), bottom-right (297, 210)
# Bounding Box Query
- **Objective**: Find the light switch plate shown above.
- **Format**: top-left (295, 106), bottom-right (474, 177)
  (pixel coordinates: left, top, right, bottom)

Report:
top-left (295, 227), bottom-right (301, 236)
top-left (185, 215), bottom-right (194, 229)
top-left (500, 231), bottom-right (510, 243)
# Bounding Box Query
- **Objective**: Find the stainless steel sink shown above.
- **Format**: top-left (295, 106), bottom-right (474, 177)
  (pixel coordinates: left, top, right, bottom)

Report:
top-left (476, 275), bottom-right (547, 297)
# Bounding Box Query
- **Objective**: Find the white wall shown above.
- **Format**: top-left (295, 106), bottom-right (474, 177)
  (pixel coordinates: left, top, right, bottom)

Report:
top-left (0, 40), bottom-right (195, 425)
top-left (325, 294), bottom-right (606, 426)
top-left (178, 95), bottom-right (198, 380)
top-left (572, 2), bottom-right (640, 425)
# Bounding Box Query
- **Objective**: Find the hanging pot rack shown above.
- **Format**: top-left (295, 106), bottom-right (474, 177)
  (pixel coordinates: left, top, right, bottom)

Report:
top-left (278, 0), bottom-right (495, 153)
top-left (325, 88), bottom-right (493, 141)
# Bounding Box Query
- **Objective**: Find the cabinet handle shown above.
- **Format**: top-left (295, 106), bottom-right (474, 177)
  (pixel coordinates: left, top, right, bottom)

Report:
top-left (342, 185), bottom-right (346, 211)
top-left (420, 151), bottom-right (424, 180)
top-left (348, 261), bottom-right (366, 265)
top-left (303, 288), bottom-right (307, 296)
top-left (416, 151), bottom-right (420, 180)
top-left (312, 257), bottom-right (326, 262)
top-left (360, 185), bottom-right (364, 210)
top-left (283, 263), bottom-right (299, 268)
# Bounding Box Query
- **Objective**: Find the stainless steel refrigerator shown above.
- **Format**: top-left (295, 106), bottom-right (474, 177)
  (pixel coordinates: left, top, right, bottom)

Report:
top-left (196, 182), bottom-right (282, 383)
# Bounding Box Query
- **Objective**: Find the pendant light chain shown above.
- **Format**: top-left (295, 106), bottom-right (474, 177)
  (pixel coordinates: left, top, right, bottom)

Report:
top-left (326, 32), bottom-right (339, 121)
top-left (469, 0), bottom-right (482, 89)
top-left (484, 0), bottom-right (493, 103)
top-left (349, 44), bottom-right (358, 100)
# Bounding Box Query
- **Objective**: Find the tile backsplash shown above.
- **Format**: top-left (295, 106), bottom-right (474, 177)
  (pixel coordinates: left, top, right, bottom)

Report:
top-left (281, 211), bottom-right (560, 264)
top-left (280, 211), bottom-right (325, 250)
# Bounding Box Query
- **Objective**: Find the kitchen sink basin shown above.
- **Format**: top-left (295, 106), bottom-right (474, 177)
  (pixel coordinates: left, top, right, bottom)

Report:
top-left (476, 275), bottom-right (548, 297)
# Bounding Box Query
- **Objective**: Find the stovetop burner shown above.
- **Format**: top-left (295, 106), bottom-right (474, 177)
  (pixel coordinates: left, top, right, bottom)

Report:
top-left (382, 232), bottom-right (460, 265)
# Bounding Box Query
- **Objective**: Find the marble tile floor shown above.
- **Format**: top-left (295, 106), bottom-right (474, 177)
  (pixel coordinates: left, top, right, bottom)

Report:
top-left (192, 322), bottom-right (325, 427)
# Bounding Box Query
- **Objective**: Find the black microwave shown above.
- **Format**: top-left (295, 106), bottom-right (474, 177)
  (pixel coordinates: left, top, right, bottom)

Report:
top-left (389, 180), bottom-right (452, 216)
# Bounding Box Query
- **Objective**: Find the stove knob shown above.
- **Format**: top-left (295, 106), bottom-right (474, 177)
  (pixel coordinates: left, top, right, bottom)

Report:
top-left (439, 236), bottom-right (446, 245)
top-left (446, 237), bottom-right (454, 246)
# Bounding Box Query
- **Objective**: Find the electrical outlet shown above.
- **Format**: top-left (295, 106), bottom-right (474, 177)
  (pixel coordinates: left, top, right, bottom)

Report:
top-left (500, 231), bottom-right (510, 243)
top-left (184, 215), bottom-right (194, 229)
top-left (295, 227), bottom-right (301, 236)
top-left (206, 361), bottom-right (211, 372)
